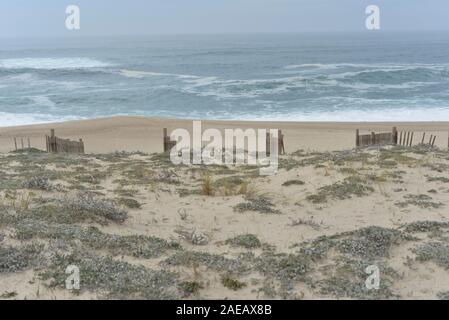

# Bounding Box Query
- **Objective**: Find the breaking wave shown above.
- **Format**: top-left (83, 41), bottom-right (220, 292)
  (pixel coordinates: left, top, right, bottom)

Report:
top-left (0, 112), bottom-right (84, 127)
top-left (0, 58), bottom-right (114, 70)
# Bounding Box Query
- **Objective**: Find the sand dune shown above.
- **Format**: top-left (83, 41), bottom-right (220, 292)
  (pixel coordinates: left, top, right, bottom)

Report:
top-left (2, 117), bottom-right (449, 299)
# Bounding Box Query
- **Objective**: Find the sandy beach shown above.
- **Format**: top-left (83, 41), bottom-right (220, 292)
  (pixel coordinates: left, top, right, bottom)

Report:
top-left (1, 116), bottom-right (449, 153)
top-left (1, 116), bottom-right (449, 299)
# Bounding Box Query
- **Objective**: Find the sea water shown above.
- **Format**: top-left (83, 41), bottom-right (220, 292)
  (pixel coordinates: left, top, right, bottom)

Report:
top-left (1, 32), bottom-right (449, 126)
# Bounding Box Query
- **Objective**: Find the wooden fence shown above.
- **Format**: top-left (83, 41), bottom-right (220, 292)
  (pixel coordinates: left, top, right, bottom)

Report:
top-left (395, 130), bottom-right (438, 147)
top-left (356, 127), bottom-right (398, 147)
top-left (46, 129), bottom-right (85, 154)
top-left (397, 131), bottom-right (413, 147)
top-left (12, 136), bottom-right (32, 151)
top-left (163, 128), bottom-right (286, 155)
top-left (356, 127), bottom-right (442, 148)
top-left (266, 129), bottom-right (286, 155)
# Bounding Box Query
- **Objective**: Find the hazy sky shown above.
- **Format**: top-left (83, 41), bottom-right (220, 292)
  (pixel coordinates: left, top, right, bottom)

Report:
top-left (1, 0), bottom-right (449, 38)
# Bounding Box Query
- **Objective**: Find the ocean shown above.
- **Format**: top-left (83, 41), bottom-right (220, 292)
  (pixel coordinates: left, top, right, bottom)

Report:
top-left (1, 32), bottom-right (449, 126)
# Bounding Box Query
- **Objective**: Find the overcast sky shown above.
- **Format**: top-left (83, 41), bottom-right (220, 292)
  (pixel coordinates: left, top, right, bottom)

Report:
top-left (1, 0), bottom-right (449, 38)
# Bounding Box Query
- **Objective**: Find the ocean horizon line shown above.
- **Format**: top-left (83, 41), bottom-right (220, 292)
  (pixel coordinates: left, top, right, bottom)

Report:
top-left (3, 30), bottom-right (449, 40)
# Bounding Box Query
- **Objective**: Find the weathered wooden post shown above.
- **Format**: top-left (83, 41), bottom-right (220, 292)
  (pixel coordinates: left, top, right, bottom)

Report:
top-left (277, 130), bottom-right (280, 155)
top-left (79, 139), bottom-right (84, 154)
top-left (50, 129), bottom-right (56, 153)
top-left (278, 129), bottom-right (285, 155)
top-left (355, 129), bottom-right (360, 147)
top-left (266, 132), bottom-right (271, 155)
top-left (432, 135), bottom-right (436, 147)
top-left (371, 132), bottom-right (376, 145)
top-left (406, 132), bottom-right (410, 147)
top-left (392, 127), bottom-right (398, 145)
top-left (409, 132), bottom-right (414, 147)
top-left (163, 128), bottom-right (168, 152)
top-left (422, 132), bottom-right (426, 145)
top-left (14, 137), bottom-right (17, 151)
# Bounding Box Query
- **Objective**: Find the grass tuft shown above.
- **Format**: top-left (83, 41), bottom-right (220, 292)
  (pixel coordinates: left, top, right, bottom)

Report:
top-left (221, 274), bottom-right (247, 291)
top-left (226, 234), bottom-right (262, 249)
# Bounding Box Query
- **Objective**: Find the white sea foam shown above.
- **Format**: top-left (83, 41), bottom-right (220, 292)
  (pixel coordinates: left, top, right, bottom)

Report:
top-left (28, 96), bottom-right (56, 107)
top-left (0, 112), bottom-right (85, 127)
top-left (119, 69), bottom-right (197, 79)
top-left (1, 106), bottom-right (448, 127)
top-left (284, 63), bottom-right (341, 70)
top-left (0, 72), bottom-right (84, 91)
top-left (178, 74), bottom-right (435, 99)
top-left (0, 58), bottom-right (113, 70)
top-left (231, 107), bottom-right (449, 122)
top-left (118, 63), bottom-right (447, 101)
top-left (321, 80), bottom-right (438, 90)
top-left (2, 73), bottom-right (36, 81)
top-left (284, 63), bottom-right (449, 70)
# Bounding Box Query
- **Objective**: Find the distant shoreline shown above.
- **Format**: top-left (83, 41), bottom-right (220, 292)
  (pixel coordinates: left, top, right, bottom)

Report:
top-left (1, 116), bottom-right (448, 153)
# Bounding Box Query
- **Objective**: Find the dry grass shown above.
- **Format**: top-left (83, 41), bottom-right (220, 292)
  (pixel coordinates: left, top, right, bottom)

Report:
top-left (200, 173), bottom-right (214, 196)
